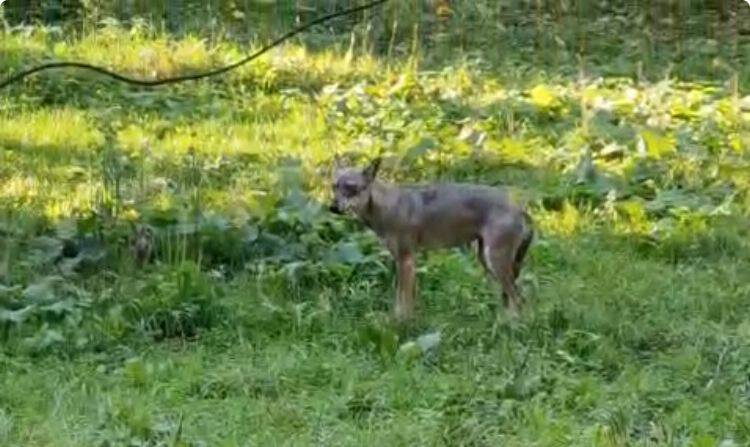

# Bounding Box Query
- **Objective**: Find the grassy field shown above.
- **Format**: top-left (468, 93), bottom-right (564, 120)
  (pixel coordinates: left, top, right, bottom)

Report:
top-left (2, 3), bottom-right (750, 446)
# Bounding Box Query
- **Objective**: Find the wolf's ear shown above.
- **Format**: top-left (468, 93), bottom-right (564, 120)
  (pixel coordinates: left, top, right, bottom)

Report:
top-left (331, 154), bottom-right (345, 178)
top-left (362, 157), bottom-right (381, 183)
top-left (332, 154), bottom-right (344, 168)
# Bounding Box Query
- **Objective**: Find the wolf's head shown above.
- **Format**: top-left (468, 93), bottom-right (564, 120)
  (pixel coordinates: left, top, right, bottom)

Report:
top-left (329, 157), bottom-right (381, 216)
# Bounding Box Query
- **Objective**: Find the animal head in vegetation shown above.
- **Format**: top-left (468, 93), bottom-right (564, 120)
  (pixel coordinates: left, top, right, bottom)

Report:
top-left (329, 156), bottom-right (382, 216)
top-left (129, 224), bottom-right (154, 268)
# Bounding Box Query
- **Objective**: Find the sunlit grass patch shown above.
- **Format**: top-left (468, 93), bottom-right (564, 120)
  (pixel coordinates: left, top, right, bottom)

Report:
top-left (0, 28), bottom-right (51, 71)
top-left (63, 29), bottom-right (217, 80)
top-left (534, 201), bottom-right (591, 237)
top-left (0, 175), bottom-right (96, 220)
top-left (231, 45), bottom-right (382, 85)
top-left (117, 120), bottom-right (264, 157)
top-left (1, 12), bottom-right (750, 445)
top-left (2, 25), bottom-right (384, 94)
top-left (116, 105), bottom-right (330, 167)
top-left (0, 107), bottom-right (103, 156)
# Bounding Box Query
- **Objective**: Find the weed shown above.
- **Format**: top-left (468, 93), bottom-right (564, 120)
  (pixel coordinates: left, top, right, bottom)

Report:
top-left (1, 2), bottom-right (750, 446)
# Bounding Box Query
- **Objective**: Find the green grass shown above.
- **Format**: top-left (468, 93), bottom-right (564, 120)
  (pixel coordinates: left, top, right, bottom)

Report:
top-left (1, 7), bottom-right (750, 447)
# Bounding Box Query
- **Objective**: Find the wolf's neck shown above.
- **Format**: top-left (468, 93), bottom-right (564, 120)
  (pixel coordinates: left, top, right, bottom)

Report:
top-left (357, 181), bottom-right (404, 234)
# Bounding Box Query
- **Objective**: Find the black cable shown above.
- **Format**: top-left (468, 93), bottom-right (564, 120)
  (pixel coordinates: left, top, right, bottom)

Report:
top-left (0, 0), bottom-right (389, 90)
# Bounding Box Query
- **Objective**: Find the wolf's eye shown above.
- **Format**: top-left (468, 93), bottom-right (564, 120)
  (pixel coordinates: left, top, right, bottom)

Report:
top-left (341, 182), bottom-right (359, 197)
top-left (338, 181), bottom-right (359, 197)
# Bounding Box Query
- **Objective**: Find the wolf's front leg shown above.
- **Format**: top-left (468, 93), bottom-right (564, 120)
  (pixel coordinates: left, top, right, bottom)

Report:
top-left (394, 251), bottom-right (416, 321)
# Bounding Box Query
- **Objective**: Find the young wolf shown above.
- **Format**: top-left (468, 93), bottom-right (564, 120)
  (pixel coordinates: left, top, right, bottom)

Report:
top-left (329, 157), bottom-right (534, 321)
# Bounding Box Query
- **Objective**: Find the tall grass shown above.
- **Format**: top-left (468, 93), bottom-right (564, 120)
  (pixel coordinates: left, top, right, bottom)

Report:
top-left (1, 2), bottom-right (750, 446)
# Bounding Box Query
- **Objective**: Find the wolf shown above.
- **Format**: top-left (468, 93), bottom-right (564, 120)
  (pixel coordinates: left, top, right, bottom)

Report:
top-left (329, 157), bottom-right (534, 321)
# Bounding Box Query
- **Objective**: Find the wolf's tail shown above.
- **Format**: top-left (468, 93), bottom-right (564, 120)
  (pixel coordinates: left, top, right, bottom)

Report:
top-left (513, 211), bottom-right (534, 278)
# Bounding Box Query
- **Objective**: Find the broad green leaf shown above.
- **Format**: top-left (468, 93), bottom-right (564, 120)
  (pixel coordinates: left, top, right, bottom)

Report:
top-left (728, 133), bottom-right (742, 153)
top-left (590, 111), bottom-right (635, 144)
top-left (498, 137), bottom-right (529, 162)
top-left (416, 331), bottom-right (441, 352)
top-left (0, 305), bottom-right (35, 324)
top-left (31, 329), bottom-right (65, 350)
top-left (397, 341), bottom-right (421, 360)
top-left (324, 242), bottom-right (365, 265)
top-left (457, 125), bottom-right (486, 147)
top-left (529, 84), bottom-right (559, 109)
top-left (639, 130), bottom-right (675, 159)
top-left (26, 237), bottom-right (63, 267)
top-left (54, 219), bottom-right (77, 240)
top-left (690, 435), bottom-right (718, 447)
top-left (41, 298), bottom-right (76, 315)
top-left (22, 276), bottom-right (63, 304)
top-left (0, 285), bottom-right (21, 298)
top-left (645, 189), bottom-right (707, 215)
top-left (574, 149), bottom-right (596, 184)
top-left (124, 357), bottom-right (148, 387)
top-left (403, 137), bottom-right (437, 162)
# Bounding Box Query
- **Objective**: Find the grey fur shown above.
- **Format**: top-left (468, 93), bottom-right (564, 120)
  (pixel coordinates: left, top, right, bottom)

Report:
top-left (330, 157), bottom-right (534, 320)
